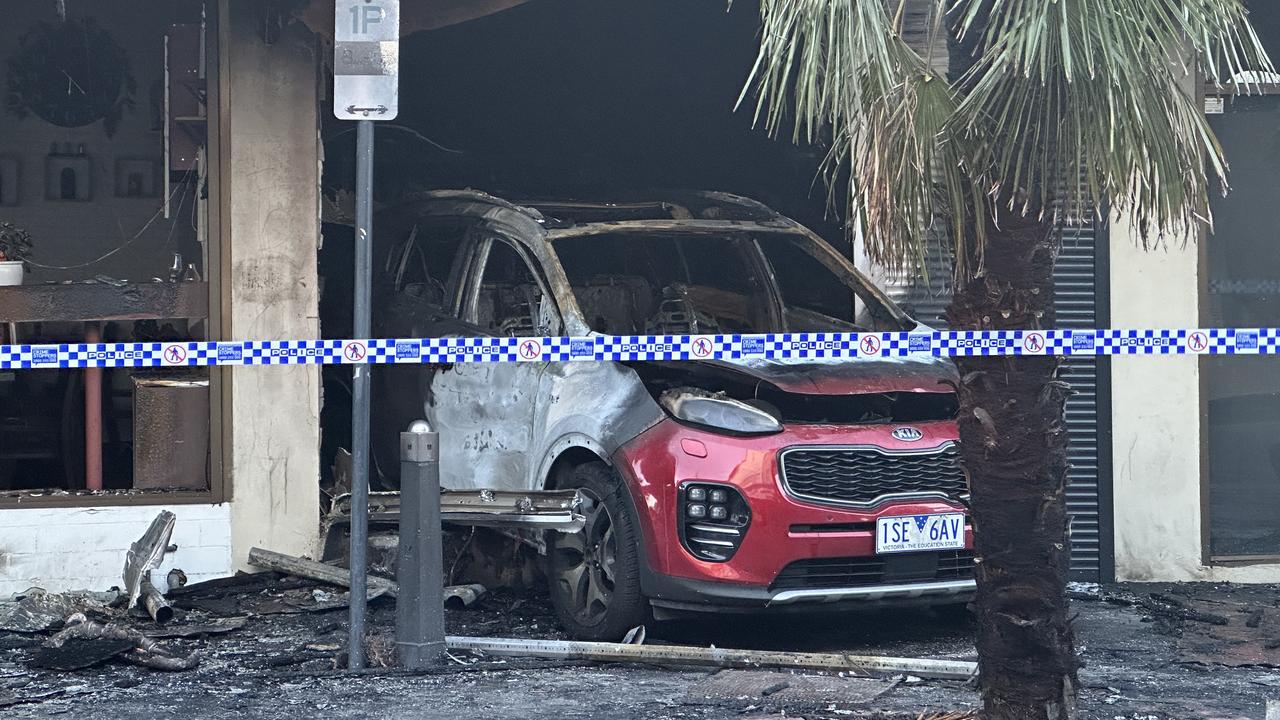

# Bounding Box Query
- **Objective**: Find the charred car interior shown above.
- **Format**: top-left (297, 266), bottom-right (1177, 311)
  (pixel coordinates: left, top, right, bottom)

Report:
top-left (349, 190), bottom-right (973, 640)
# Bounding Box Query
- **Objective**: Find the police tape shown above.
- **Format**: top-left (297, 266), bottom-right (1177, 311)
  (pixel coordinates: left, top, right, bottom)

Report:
top-left (0, 328), bottom-right (1273, 369)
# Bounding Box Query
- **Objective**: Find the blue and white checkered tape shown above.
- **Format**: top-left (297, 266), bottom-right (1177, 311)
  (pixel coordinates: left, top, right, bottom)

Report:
top-left (0, 329), bottom-right (1276, 369)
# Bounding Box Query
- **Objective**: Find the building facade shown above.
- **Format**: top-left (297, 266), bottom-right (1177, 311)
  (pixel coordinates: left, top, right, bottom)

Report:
top-left (0, 0), bottom-right (321, 594)
top-left (2, 0), bottom-right (1278, 595)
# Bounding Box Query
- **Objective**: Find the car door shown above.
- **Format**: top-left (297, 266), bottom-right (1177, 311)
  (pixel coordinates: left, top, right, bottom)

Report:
top-left (427, 235), bottom-right (560, 491)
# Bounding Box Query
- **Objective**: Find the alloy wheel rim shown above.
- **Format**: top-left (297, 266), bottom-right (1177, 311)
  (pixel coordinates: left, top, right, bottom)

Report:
top-left (553, 488), bottom-right (617, 624)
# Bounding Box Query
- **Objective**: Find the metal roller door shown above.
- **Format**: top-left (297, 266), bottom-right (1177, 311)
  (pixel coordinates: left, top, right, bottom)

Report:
top-left (879, 222), bottom-right (1113, 582)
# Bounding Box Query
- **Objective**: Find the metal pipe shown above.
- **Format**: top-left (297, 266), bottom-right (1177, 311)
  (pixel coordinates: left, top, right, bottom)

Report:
top-left (139, 578), bottom-right (174, 624)
top-left (446, 637), bottom-right (979, 680)
top-left (396, 419), bottom-right (445, 668)
top-left (348, 118), bottom-right (375, 670)
top-left (84, 322), bottom-right (102, 491)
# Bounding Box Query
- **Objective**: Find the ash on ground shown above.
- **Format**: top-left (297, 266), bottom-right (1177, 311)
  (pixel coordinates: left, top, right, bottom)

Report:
top-left (3, 575), bottom-right (1280, 720)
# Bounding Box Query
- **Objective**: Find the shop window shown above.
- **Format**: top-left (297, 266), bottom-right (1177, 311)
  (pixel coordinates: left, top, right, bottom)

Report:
top-left (0, 0), bottom-right (217, 502)
top-left (1205, 58), bottom-right (1280, 556)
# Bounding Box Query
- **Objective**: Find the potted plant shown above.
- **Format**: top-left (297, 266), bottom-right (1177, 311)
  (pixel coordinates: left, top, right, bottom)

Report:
top-left (0, 221), bottom-right (32, 286)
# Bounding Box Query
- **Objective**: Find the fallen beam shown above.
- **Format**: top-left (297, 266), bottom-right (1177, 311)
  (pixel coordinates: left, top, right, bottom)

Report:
top-left (444, 636), bottom-right (978, 681)
top-left (246, 548), bottom-right (486, 608)
top-left (248, 548), bottom-right (398, 597)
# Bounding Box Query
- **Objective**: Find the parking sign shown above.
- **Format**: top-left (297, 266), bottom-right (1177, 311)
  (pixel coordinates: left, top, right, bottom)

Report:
top-left (334, 0), bottom-right (400, 120)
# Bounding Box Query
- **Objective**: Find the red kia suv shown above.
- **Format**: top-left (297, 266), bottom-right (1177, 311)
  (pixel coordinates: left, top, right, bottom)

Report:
top-left (372, 190), bottom-right (973, 640)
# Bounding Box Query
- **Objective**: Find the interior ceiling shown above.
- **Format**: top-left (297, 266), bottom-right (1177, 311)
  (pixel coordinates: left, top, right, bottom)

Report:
top-left (299, 0), bottom-right (535, 36)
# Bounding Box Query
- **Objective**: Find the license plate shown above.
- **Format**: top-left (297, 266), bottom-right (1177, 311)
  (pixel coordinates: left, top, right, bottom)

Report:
top-left (876, 513), bottom-right (966, 554)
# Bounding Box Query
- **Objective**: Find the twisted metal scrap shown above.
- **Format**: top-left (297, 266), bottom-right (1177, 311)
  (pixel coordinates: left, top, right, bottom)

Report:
top-left (123, 511), bottom-right (176, 610)
top-left (45, 613), bottom-right (199, 671)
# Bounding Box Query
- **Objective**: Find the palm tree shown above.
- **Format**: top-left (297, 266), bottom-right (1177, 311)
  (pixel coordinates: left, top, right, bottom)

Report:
top-left (740, 2), bottom-right (1270, 718)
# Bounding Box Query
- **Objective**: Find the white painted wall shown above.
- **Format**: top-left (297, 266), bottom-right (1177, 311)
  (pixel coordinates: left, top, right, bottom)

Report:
top-left (223, 3), bottom-right (322, 567)
top-left (0, 504), bottom-right (232, 596)
top-left (1109, 214), bottom-right (1280, 582)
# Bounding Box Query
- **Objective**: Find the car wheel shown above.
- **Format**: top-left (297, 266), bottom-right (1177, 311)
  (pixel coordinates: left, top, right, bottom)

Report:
top-left (547, 462), bottom-right (648, 640)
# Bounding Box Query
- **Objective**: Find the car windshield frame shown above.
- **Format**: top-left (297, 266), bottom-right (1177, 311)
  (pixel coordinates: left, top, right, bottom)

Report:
top-left (545, 222), bottom-right (915, 335)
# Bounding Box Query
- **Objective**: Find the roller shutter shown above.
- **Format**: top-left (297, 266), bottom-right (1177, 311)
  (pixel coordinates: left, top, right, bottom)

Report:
top-left (879, 221), bottom-right (1112, 581)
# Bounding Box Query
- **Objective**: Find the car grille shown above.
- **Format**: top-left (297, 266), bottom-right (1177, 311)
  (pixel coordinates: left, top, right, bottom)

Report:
top-left (780, 445), bottom-right (967, 506)
top-left (770, 550), bottom-right (976, 591)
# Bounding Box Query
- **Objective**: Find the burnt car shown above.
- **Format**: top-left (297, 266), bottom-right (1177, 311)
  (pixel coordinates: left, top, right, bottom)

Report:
top-left (372, 190), bottom-right (972, 640)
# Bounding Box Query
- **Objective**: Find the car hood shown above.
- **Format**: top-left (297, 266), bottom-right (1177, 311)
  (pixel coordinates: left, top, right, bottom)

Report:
top-left (700, 352), bottom-right (958, 396)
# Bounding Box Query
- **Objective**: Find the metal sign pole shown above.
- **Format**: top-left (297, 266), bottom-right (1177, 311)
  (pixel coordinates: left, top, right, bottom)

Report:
top-left (348, 118), bottom-right (375, 670)
top-left (334, 0), bottom-right (399, 672)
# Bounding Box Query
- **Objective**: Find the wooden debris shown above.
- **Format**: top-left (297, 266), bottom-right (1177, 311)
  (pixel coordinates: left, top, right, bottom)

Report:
top-left (248, 547), bottom-right (488, 608)
top-left (248, 547), bottom-right (397, 597)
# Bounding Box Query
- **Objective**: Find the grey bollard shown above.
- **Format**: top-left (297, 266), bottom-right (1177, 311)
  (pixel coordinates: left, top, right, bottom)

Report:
top-left (396, 419), bottom-right (446, 668)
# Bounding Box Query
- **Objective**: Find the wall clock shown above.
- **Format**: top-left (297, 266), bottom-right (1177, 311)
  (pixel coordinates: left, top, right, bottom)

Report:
top-left (5, 18), bottom-right (137, 135)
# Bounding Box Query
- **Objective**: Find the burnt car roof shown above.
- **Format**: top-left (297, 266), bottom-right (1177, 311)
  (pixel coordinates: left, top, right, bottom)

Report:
top-left (380, 189), bottom-right (783, 228)
top-left (517, 192), bottom-right (780, 226)
top-left (376, 189), bottom-right (915, 331)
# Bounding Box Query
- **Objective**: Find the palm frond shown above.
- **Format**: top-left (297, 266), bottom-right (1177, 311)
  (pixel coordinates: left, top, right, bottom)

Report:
top-left (949, 0), bottom-right (1273, 245)
top-left (742, 0), bottom-right (1273, 276)
top-left (739, 0), bottom-right (980, 277)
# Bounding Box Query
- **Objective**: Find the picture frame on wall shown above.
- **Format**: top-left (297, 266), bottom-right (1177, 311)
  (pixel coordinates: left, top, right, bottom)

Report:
top-left (0, 156), bottom-right (18, 206)
top-left (45, 153), bottom-right (92, 202)
top-left (114, 158), bottom-right (161, 199)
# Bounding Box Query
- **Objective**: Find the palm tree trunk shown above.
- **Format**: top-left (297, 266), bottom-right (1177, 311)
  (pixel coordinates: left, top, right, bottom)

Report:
top-left (946, 212), bottom-right (1078, 720)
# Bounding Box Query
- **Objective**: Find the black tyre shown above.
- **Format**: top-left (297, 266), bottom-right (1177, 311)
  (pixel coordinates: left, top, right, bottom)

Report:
top-left (547, 462), bottom-right (649, 640)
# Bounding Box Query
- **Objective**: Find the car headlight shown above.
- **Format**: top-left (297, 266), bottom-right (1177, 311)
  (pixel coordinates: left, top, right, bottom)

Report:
top-left (659, 389), bottom-right (782, 435)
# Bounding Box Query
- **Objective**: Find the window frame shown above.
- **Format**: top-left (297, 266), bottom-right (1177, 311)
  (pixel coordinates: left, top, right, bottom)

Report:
top-left (463, 235), bottom-right (564, 337)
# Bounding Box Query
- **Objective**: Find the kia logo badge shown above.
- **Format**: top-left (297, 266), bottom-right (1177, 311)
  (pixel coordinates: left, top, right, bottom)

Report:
top-left (892, 427), bottom-right (924, 442)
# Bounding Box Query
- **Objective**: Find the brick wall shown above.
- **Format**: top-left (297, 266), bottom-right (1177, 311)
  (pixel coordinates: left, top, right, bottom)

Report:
top-left (0, 504), bottom-right (232, 596)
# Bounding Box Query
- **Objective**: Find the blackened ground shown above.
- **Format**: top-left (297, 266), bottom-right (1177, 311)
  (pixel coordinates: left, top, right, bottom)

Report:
top-left (3, 583), bottom-right (1280, 719)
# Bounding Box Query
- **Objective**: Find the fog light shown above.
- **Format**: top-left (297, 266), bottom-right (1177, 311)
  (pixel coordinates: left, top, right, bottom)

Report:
top-left (678, 482), bottom-right (752, 562)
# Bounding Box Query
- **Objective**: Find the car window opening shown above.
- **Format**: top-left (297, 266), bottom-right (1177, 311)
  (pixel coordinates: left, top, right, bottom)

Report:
top-left (476, 241), bottom-right (560, 337)
top-left (554, 232), bottom-right (906, 335)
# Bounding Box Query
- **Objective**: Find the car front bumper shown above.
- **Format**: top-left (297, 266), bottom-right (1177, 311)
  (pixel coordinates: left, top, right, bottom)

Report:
top-left (613, 418), bottom-right (975, 611)
top-left (639, 568), bottom-right (975, 615)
